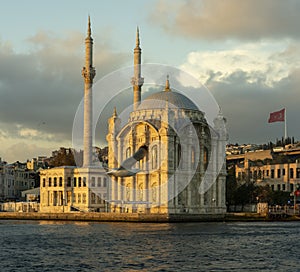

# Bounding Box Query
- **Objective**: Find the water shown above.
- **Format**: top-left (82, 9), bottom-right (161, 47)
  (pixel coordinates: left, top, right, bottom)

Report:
top-left (0, 220), bottom-right (299, 272)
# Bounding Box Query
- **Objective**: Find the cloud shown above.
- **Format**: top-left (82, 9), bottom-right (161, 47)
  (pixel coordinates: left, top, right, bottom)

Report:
top-left (180, 41), bottom-right (300, 87)
top-left (151, 0), bottom-right (300, 40)
top-left (0, 30), bottom-right (130, 162)
top-left (1, 142), bottom-right (55, 163)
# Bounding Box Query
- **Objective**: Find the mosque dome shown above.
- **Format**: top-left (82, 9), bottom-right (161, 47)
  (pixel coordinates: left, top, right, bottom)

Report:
top-left (137, 77), bottom-right (199, 111)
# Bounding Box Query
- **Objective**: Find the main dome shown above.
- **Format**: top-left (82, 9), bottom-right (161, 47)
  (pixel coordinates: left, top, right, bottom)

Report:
top-left (137, 91), bottom-right (199, 111)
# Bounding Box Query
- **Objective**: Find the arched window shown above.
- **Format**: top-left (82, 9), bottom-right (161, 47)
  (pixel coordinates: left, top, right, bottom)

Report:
top-left (91, 177), bottom-right (95, 187)
top-left (151, 145), bottom-right (158, 170)
top-left (67, 177), bottom-right (71, 187)
top-left (126, 184), bottom-right (130, 201)
top-left (177, 144), bottom-right (182, 169)
top-left (126, 147), bottom-right (131, 159)
top-left (73, 177), bottom-right (77, 187)
top-left (53, 177), bottom-right (57, 187)
top-left (59, 177), bottom-right (63, 187)
top-left (138, 183), bottom-right (143, 201)
top-left (151, 183), bottom-right (157, 202)
top-left (203, 147), bottom-right (208, 170)
top-left (78, 177), bottom-right (82, 187)
top-left (191, 147), bottom-right (196, 169)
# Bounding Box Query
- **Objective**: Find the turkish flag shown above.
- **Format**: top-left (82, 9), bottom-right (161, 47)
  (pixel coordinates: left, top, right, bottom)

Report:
top-left (268, 108), bottom-right (285, 123)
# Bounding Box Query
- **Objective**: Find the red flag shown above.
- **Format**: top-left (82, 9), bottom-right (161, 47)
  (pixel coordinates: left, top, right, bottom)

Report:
top-left (268, 108), bottom-right (285, 123)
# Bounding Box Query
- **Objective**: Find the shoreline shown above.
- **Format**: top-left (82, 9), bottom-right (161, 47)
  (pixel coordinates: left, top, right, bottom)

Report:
top-left (0, 212), bottom-right (299, 223)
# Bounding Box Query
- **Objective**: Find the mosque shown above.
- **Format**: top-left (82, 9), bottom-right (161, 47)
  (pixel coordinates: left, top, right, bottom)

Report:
top-left (40, 18), bottom-right (227, 217)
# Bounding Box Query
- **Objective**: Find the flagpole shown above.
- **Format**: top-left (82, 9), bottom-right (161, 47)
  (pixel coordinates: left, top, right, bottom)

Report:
top-left (284, 108), bottom-right (287, 140)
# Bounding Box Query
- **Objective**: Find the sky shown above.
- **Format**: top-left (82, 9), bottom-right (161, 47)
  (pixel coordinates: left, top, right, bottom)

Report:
top-left (1, 0), bottom-right (300, 163)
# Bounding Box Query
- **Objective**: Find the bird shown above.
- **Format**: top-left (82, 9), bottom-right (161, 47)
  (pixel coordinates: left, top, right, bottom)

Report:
top-left (107, 145), bottom-right (148, 177)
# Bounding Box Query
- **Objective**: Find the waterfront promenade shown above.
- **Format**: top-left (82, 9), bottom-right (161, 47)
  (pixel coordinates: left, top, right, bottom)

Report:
top-left (0, 211), bottom-right (299, 222)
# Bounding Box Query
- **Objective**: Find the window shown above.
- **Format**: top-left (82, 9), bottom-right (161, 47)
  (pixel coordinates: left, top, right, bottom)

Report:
top-left (78, 177), bottom-right (82, 187)
top-left (277, 169), bottom-right (281, 178)
top-left (290, 184), bottom-right (294, 192)
top-left (97, 177), bottom-right (101, 187)
top-left (138, 183), bottom-right (143, 201)
top-left (266, 170), bottom-right (269, 177)
top-left (271, 184), bottom-right (275, 191)
top-left (126, 184), bottom-right (130, 201)
top-left (54, 177), bottom-right (57, 187)
top-left (67, 192), bottom-right (71, 203)
top-left (67, 177), bottom-right (71, 187)
top-left (271, 169), bottom-right (275, 179)
top-left (290, 168), bottom-right (294, 179)
top-left (103, 178), bottom-right (107, 187)
top-left (177, 144), bottom-right (181, 168)
top-left (59, 177), bottom-right (63, 187)
top-left (73, 177), bottom-right (77, 187)
top-left (203, 147), bottom-right (208, 170)
top-left (254, 171), bottom-right (257, 179)
top-left (78, 193), bottom-right (81, 203)
top-left (82, 193), bottom-right (86, 204)
top-left (282, 184), bottom-right (286, 191)
top-left (83, 177), bottom-right (86, 187)
top-left (91, 193), bottom-right (96, 204)
top-left (151, 145), bottom-right (158, 170)
top-left (258, 170), bottom-right (262, 179)
top-left (277, 184), bottom-right (281, 191)
top-left (191, 147), bottom-right (196, 169)
top-left (97, 195), bottom-right (101, 204)
top-left (42, 178), bottom-right (45, 187)
top-left (91, 177), bottom-right (95, 187)
top-left (126, 147), bottom-right (131, 159)
top-left (49, 178), bottom-right (52, 187)
top-left (297, 168), bottom-right (300, 179)
top-left (282, 169), bottom-right (286, 176)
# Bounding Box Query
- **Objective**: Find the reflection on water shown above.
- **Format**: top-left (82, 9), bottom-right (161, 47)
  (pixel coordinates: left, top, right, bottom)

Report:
top-left (0, 220), bottom-right (299, 271)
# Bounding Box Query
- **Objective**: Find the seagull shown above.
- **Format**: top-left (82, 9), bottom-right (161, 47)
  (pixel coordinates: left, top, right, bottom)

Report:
top-left (107, 145), bottom-right (148, 177)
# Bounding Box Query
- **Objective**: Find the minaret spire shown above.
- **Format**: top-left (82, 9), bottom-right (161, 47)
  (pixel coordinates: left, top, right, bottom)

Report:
top-left (87, 15), bottom-right (91, 37)
top-left (165, 75), bottom-right (171, 92)
top-left (82, 16), bottom-right (96, 167)
top-left (131, 26), bottom-right (144, 111)
top-left (136, 26), bottom-right (140, 48)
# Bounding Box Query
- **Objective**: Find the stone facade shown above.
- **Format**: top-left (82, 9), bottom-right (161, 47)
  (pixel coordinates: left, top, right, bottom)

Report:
top-left (40, 167), bottom-right (107, 212)
top-left (106, 29), bottom-right (227, 216)
top-left (236, 161), bottom-right (300, 192)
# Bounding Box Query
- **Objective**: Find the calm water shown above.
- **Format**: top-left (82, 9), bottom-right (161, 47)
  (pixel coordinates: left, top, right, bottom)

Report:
top-left (0, 220), bottom-right (299, 272)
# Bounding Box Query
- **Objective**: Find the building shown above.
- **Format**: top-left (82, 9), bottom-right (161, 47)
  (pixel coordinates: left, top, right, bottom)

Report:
top-left (40, 166), bottom-right (107, 212)
top-left (0, 159), bottom-right (37, 201)
top-left (106, 29), bottom-right (227, 216)
top-left (235, 159), bottom-right (300, 192)
top-left (39, 17), bottom-right (107, 213)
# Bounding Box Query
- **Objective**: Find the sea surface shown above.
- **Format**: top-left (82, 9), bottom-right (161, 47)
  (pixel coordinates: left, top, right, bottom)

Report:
top-left (0, 220), bottom-right (299, 272)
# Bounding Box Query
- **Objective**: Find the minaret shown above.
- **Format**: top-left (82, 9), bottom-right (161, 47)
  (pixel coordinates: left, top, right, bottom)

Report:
top-left (82, 16), bottom-right (96, 167)
top-left (131, 27), bottom-right (144, 111)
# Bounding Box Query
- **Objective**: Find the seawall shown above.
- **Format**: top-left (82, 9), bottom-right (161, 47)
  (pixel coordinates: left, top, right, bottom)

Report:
top-left (0, 212), bottom-right (299, 222)
top-left (0, 212), bottom-right (226, 223)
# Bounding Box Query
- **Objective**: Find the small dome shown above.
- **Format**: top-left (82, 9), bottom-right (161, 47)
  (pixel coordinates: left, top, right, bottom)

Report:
top-left (138, 91), bottom-right (199, 111)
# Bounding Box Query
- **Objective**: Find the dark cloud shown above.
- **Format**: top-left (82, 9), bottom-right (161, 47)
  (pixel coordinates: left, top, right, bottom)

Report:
top-left (151, 0), bottom-right (300, 40)
top-left (209, 69), bottom-right (300, 144)
top-left (0, 31), bottom-right (129, 144)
